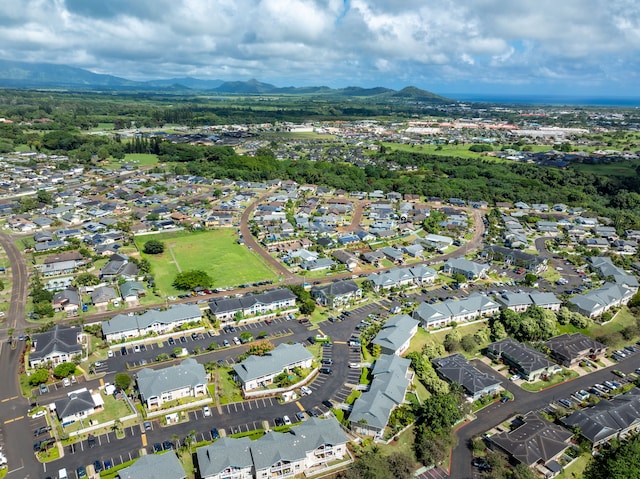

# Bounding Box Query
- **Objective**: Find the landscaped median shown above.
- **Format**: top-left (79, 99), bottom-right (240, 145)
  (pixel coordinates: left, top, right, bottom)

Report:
top-left (520, 369), bottom-right (579, 392)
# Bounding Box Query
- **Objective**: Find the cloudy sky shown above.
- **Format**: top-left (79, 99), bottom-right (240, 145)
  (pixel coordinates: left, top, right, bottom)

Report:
top-left (2, 0), bottom-right (639, 96)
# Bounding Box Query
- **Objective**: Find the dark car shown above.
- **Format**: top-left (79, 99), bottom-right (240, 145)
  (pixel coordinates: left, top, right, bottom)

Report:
top-left (87, 434), bottom-right (96, 448)
top-left (296, 411), bottom-right (306, 422)
top-left (320, 367), bottom-right (333, 374)
top-left (77, 466), bottom-right (87, 478)
top-left (274, 417), bottom-right (284, 427)
top-left (34, 425), bottom-right (52, 436)
top-left (120, 346), bottom-right (127, 355)
top-left (191, 332), bottom-right (199, 340)
top-left (472, 457), bottom-right (491, 471)
top-left (153, 442), bottom-right (163, 453)
top-left (163, 440), bottom-right (173, 450)
top-left (180, 336), bottom-right (187, 343)
top-left (322, 399), bottom-right (334, 408)
top-left (104, 459), bottom-right (113, 470)
top-left (321, 358), bottom-right (333, 365)
top-left (211, 428), bottom-right (220, 439)
top-left (93, 460), bottom-right (103, 472)
top-left (307, 336), bottom-right (316, 344)
top-left (140, 343), bottom-right (146, 351)
top-left (168, 337), bottom-right (175, 345)
top-left (307, 409), bottom-right (318, 417)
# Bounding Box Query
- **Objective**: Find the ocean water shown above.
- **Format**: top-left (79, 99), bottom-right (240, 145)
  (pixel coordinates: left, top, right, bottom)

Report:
top-left (444, 93), bottom-right (640, 107)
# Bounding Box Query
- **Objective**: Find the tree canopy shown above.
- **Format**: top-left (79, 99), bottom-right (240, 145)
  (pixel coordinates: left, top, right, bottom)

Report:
top-left (172, 270), bottom-right (213, 290)
top-left (584, 434), bottom-right (640, 479)
top-left (143, 239), bottom-right (165, 254)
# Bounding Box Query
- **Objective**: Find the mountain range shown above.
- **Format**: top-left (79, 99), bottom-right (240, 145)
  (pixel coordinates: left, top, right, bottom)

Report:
top-left (0, 59), bottom-right (451, 102)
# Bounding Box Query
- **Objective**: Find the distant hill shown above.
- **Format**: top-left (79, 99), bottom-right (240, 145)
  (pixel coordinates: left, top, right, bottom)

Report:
top-left (0, 59), bottom-right (453, 103)
top-left (0, 59), bottom-right (139, 88)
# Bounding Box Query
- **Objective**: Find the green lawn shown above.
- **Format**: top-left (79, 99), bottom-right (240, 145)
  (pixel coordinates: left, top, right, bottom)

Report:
top-left (61, 393), bottom-right (133, 433)
top-left (570, 159), bottom-right (640, 177)
top-left (105, 153), bottom-right (159, 169)
top-left (135, 229), bottom-right (278, 294)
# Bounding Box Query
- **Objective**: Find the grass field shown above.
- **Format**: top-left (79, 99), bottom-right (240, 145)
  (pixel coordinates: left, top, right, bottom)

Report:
top-left (570, 158), bottom-right (640, 177)
top-left (105, 153), bottom-right (159, 169)
top-left (135, 229), bottom-right (278, 294)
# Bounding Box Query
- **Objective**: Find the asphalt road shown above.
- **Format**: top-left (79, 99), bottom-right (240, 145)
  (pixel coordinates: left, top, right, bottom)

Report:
top-left (450, 353), bottom-right (640, 479)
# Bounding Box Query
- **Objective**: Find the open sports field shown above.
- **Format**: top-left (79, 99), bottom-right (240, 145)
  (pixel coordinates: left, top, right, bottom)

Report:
top-left (135, 229), bottom-right (278, 294)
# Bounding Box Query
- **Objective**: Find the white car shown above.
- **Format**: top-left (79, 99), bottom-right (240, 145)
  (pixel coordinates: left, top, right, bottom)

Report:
top-left (62, 377), bottom-right (71, 387)
top-left (283, 415), bottom-right (292, 425)
top-left (203, 406), bottom-right (211, 417)
top-left (107, 350), bottom-right (114, 358)
top-left (509, 374), bottom-right (521, 381)
top-left (300, 386), bottom-right (312, 396)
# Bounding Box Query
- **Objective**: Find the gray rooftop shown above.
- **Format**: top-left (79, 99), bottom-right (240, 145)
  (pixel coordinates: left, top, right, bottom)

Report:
top-left (30, 325), bottom-right (81, 363)
top-left (234, 343), bottom-right (313, 384)
top-left (118, 451), bottom-right (186, 479)
top-left (101, 303), bottom-right (202, 335)
top-left (372, 314), bottom-right (419, 354)
top-left (197, 437), bottom-right (253, 477)
top-left (137, 358), bottom-right (207, 402)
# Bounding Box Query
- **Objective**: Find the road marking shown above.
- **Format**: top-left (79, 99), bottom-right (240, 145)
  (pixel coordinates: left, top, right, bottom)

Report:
top-left (3, 415), bottom-right (23, 424)
top-left (100, 378), bottom-right (104, 387)
top-left (1, 395), bottom-right (18, 402)
top-left (317, 329), bottom-right (324, 336)
top-left (295, 401), bottom-right (304, 411)
top-left (141, 433), bottom-right (147, 447)
top-left (334, 341), bottom-right (347, 345)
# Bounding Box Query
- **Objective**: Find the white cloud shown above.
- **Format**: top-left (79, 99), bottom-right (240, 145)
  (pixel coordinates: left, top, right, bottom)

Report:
top-left (0, 0), bottom-right (637, 94)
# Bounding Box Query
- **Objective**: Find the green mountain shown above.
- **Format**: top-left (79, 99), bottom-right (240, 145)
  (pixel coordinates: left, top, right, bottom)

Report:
top-left (0, 59), bottom-right (453, 103)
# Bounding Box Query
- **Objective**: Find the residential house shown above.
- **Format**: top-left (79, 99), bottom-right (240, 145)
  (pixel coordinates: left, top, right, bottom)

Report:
top-left (380, 246), bottom-right (404, 264)
top-left (422, 234), bottom-right (453, 251)
top-left (233, 343), bottom-right (313, 392)
top-left (137, 358), bottom-right (208, 409)
top-left (331, 250), bottom-right (358, 270)
top-left (250, 417), bottom-right (350, 479)
top-left (120, 281), bottom-right (146, 302)
top-left (545, 333), bottom-right (607, 367)
top-left (432, 354), bottom-right (501, 400)
top-left (497, 292), bottom-right (561, 313)
top-left (208, 289), bottom-right (297, 323)
top-left (99, 253), bottom-right (139, 281)
top-left (29, 324), bottom-right (82, 368)
top-left (52, 288), bottom-right (82, 315)
top-left (118, 451), bottom-right (186, 479)
top-left (442, 258), bottom-right (489, 280)
top-left (489, 412), bottom-right (572, 474)
top-left (40, 251), bottom-right (85, 276)
top-left (402, 243), bottom-right (424, 258)
top-left (372, 314), bottom-right (420, 356)
top-left (589, 256), bottom-right (639, 288)
top-left (562, 388), bottom-right (640, 449)
top-left (310, 280), bottom-right (362, 308)
top-left (91, 285), bottom-right (118, 308)
top-left (486, 338), bottom-right (559, 382)
top-left (368, 265), bottom-right (436, 292)
top-left (360, 250), bottom-right (385, 264)
top-left (54, 388), bottom-right (104, 425)
top-left (101, 304), bottom-right (202, 342)
top-left (482, 245), bottom-right (547, 273)
top-left (300, 257), bottom-right (335, 271)
top-left (568, 282), bottom-right (636, 318)
top-left (197, 437), bottom-right (253, 479)
top-left (413, 294), bottom-right (500, 329)
top-left (350, 354), bottom-right (412, 437)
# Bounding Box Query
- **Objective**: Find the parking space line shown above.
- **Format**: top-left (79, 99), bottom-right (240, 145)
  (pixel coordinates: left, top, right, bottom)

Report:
top-left (141, 433), bottom-right (147, 447)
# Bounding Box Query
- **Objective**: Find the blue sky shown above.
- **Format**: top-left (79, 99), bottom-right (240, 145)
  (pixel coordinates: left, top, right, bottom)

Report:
top-left (1, 0), bottom-right (639, 96)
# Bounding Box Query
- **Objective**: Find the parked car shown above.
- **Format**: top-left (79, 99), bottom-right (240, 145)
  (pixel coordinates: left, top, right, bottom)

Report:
top-left (296, 411), bottom-right (306, 422)
top-left (77, 466), bottom-right (87, 478)
top-left (93, 460), bottom-right (103, 472)
top-left (612, 369), bottom-right (626, 378)
top-left (274, 417), bottom-right (284, 427)
top-left (321, 358), bottom-right (333, 365)
top-left (223, 339), bottom-right (230, 347)
top-left (320, 367), bottom-right (333, 374)
top-left (211, 428), bottom-right (220, 439)
top-left (300, 386), bottom-right (312, 396)
top-left (153, 443), bottom-right (163, 453)
top-left (203, 406), bottom-right (211, 417)
top-left (283, 415), bottom-right (292, 425)
top-left (133, 345), bottom-right (140, 353)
